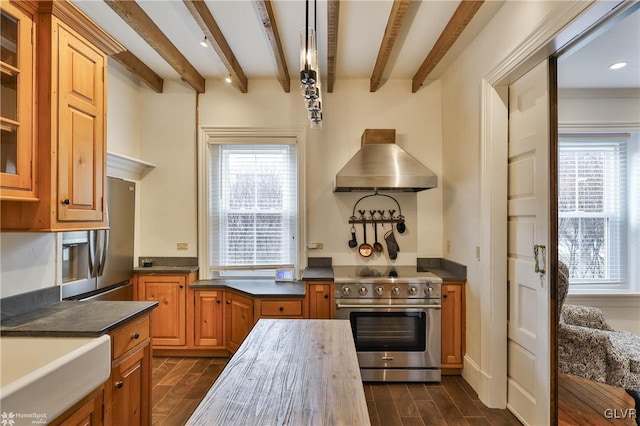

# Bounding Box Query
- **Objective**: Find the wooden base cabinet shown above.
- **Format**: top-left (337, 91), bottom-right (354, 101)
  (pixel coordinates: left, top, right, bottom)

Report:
top-left (441, 281), bottom-right (465, 371)
top-left (306, 281), bottom-right (333, 319)
top-left (107, 314), bottom-right (152, 426)
top-left (194, 289), bottom-right (224, 347)
top-left (135, 273), bottom-right (195, 347)
top-left (224, 292), bottom-right (254, 353)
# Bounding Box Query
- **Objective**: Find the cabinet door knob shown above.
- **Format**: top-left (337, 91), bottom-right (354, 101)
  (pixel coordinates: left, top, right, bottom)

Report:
top-left (179, 285), bottom-right (184, 289)
top-left (323, 294), bottom-right (329, 299)
top-left (116, 381), bottom-right (124, 389)
top-left (62, 199), bottom-right (70, 205)
top-left (279, 306), bottom-right (284, 312)
top-left (216, 299), bottom-right (221, 304)
top-left (226, 300), bottom-right (231, 304)
top-left (442, 295), bottom-right (448, 299)
top-left (133, 332), bottom-right (140, 339)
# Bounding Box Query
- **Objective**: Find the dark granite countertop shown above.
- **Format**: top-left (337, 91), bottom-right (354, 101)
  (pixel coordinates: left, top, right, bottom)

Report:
top-left (424, 268), bottom-right (466, 282)
top-left (0, 301), bottom-right (158, 337)
top-left (301, 267), bottom-right (334, 281)
top-left (191, 279), bottom-right (306, 297)
top-left (133, 266), bottom-right (199, 274)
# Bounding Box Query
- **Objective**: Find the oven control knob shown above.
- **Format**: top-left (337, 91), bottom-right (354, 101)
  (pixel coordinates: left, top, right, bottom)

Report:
top-left (359, 286), bottom-right (368, 296)
top-left (408, 286), bottom-right (418, 296)
top-left (391, 286), bottom-right (401, 296)
top-left (375, 286), bottom-right (384, 296)
top-left (425, 286), bottom-right (433, 295)
top-left (341, 286), bottom-right (352, 296)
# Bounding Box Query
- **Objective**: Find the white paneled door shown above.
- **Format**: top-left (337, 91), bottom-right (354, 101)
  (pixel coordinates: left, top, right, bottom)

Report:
top-left (507, 59), bottom-right (550, 426)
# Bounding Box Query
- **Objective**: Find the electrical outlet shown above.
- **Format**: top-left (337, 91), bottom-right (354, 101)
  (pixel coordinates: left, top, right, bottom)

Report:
top-left (307, 242), bottom-right (323, 249)
top-left (177, 242), bottom-right (188, 250)
top-left (446, 240), bottom-right (451, 253)
top-left (475, 246), bottom-right (481, 260)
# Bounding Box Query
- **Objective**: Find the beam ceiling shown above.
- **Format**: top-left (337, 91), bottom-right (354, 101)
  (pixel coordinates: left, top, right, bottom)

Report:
top-left (255, 0), bottom-right (290, 93)
top-left (412, 0), bottom-right (484, 93)
top-left (103, 0), bottom-right (205, 93)
top-left (184, 0), bottom-right (248, 93)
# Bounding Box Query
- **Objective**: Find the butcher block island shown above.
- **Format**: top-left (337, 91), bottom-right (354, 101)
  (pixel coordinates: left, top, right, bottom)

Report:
top-left (186, 319), bottom-right (370, 426)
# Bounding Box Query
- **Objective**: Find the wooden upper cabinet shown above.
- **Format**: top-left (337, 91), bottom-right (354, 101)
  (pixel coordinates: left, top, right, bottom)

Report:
top-left (0, 1), bottom-right (123, 231)
top-left (0, 1), bottom-right (36, 200)
top-left (55, 24), bottom-right (105, 222)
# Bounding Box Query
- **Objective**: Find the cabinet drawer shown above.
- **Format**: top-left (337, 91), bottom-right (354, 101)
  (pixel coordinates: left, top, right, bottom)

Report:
top-left (112, 316), bottom-right (150, 360)
top-left (260, 300), bottom-right (303, 316)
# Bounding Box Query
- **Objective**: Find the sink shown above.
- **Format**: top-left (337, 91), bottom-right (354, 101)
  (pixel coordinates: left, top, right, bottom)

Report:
top-left (0, 335), bottom-right (111, 422)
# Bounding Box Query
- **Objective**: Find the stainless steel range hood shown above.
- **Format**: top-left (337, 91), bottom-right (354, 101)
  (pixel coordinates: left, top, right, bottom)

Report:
top-left (333, 129), bottom-right (438, 192)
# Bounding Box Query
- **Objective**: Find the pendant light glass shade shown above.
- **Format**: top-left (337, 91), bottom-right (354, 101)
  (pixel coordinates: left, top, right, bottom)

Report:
top-left (299, 0), bottom-right (322, 128)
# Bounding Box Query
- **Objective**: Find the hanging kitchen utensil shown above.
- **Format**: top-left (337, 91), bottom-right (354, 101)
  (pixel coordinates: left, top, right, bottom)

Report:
top-left (373, 217), bottom-right (383, 253)
top-left (384, 229), bottom-right (400, 260)
top-left (358, 221), bottom-right (373, 257)
top-left (348, 226), bottom-right (358, 248)
top-left (396, 215), bottom-right (406, 233)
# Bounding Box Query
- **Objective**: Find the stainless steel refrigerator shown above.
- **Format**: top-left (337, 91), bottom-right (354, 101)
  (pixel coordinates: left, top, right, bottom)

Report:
top-left (61, 177), bottom-right (135, 301)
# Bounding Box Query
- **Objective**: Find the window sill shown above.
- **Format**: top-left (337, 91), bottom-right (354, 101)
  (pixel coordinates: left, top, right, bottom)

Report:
top-left (565, 292), bottom-right (640, 308)
top-left (567, 290), bottom-right (640, 297)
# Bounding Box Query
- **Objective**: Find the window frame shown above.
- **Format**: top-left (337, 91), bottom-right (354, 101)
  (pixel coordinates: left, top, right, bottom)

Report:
top-left (558, 133), bottom-right (630, 292)
top-left (197, 127), bottom-right (306, 280)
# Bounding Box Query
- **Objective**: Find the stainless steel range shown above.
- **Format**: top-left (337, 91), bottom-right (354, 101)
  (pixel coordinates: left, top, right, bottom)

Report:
top-left (333, 266), bottom-right (442, 382)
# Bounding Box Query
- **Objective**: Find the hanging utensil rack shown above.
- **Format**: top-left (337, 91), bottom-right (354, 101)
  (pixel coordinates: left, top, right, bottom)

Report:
top-left (348, 193), bottom-right (404, 225)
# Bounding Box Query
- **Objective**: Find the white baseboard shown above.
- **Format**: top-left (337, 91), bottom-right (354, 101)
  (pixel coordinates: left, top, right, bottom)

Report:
top-left (462, 354), bottom-right (482, 396)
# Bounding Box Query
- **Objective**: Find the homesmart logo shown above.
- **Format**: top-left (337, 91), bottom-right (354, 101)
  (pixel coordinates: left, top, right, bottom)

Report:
top-left (1, 412), bottom-right (47, 425)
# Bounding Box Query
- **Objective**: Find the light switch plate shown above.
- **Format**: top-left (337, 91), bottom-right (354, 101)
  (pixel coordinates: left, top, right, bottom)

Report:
top-left (177, 242), bottom-right (188, 250)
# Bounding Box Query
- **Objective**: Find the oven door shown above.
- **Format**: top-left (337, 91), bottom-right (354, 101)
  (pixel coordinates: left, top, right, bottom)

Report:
top-left (334, 300), bottom-right (441, 370)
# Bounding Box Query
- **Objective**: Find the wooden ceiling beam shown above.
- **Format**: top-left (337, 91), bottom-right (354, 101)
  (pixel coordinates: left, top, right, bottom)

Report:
top-left (255, 0), bottom-right (290, 93)
top-left (412, 0), bottom-right (484, 93)
top-left (326, 0), bottom-right (340, 93)
top-left (104, 0), bottom-right (205, 93)
top-left (111, 50), bottom-right (164, 93)
top-left (370, 0), bottom-right (410, 93)
top-left (184, 0), bottom-right (248, 93)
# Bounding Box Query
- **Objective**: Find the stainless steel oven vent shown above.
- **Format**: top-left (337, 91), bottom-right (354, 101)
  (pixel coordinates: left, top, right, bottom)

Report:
top-left (333, 129), bottom-right (438, 192)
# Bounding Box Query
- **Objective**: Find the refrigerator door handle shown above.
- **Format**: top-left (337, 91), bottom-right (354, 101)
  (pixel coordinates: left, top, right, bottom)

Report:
top-left (89, 230), bottom-right (99, 278)
top-left (97, 200), bottom-right (110, 277)
top-left (98, 229), bottom-right (109, 277)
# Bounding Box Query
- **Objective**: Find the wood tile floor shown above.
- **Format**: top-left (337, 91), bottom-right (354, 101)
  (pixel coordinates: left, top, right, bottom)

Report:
top-left (152, 357), bottom-right (638, 426)
top-left (151, 356), bottom-right (520, 425)
top-left (365, 377), bottom-right (521, 426)
top-left (558, 373), bottom-right (636, 426)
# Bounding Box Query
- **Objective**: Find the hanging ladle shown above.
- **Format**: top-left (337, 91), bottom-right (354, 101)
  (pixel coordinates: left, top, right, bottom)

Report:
top-left (371, 210), bottom-right (383, 253)
top-left (348, 226), bottom-right (358, 248)
top-left (358, 218), bottom-right (373, 257)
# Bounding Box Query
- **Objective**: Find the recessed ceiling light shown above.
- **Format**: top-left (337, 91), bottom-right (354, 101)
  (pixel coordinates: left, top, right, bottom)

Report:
top-left (225, 76), bottom-right (232, 84)
top-left (609, 62), bottom-right (628, 70)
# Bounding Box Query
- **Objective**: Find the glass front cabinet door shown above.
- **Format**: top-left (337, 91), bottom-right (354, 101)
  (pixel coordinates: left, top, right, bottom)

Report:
top-left (1, 1), bottom-right (35, 199)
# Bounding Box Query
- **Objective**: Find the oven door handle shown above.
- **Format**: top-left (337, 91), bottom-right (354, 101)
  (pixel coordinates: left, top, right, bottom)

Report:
top-left (335, 303), bottom-right (441, 310)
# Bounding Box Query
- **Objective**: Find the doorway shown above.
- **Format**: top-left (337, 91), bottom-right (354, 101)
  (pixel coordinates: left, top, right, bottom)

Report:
top-left (554, 3), bottom-right (640, 424)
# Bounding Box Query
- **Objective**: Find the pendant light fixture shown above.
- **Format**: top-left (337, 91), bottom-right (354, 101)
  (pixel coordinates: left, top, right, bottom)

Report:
top-left (300, 0), bottom-right (322, 128)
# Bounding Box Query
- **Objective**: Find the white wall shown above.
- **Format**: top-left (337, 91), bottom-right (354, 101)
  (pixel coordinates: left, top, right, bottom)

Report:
top-left (107, 60), bottom-right (144, 159)
top-left (0, 233), bottom-right (57, 298)
top-left (138, 80), bottom-right (198, 257)
top-left (439, 0), bottom-right (586, 398)
top-left (168, 78), bottom-right (444, 268)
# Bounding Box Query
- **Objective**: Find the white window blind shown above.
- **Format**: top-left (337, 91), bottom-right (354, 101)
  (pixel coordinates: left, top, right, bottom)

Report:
top-left (558, 139), bottom-right (627, 284)
top-left (209, 143), bottom-right (298, 274)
